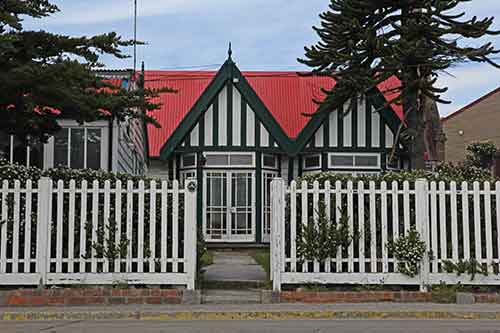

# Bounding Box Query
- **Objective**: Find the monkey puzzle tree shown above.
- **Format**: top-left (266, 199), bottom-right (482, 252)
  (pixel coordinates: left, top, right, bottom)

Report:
top-left (0, 0), bottom-right (173, 143)
top-left (300, 0), bottom-right (499, 169)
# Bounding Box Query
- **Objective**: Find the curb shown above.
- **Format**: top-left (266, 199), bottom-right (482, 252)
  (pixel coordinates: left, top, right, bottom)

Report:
top-left (1, 310), bottom-right (500, 321)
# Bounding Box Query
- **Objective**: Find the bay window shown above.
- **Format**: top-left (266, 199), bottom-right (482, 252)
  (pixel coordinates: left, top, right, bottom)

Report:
top-left (52, 126), bottom-right (107, 170)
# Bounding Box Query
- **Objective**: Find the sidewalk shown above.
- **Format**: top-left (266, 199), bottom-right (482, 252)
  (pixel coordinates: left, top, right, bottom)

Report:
top-left (2, 303), bottom-right (500, 321)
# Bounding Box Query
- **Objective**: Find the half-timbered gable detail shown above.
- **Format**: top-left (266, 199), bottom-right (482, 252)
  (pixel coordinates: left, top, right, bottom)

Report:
top-left (145, 52), bottom-right (405, 244)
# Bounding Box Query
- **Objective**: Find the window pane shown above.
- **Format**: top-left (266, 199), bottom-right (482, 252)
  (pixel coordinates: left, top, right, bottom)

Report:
top-left (86, 129), bottom-right (101, 170)
top-left (70, 128), bottom-right (85, 169)
top-left (182, 154), bottom-right (196, 167)
top-left (205, 154), bottom-right (229, 166)
top-left (54, 128), bottom-right (69, 168)
top-left (28, 140), bottom-right (44, 169)
top-left (0, 133), bottom-right (10, 161)
top-left (330, 155), bottom-right (354, 167)
top-left (304, 155), bottom-right (321, 169)
top-left (355, 155), bottom-right (379, 167)
top-left (230, 154), bottom-right (253, 166)
top-left (263, 155), bottom-right (277, 168)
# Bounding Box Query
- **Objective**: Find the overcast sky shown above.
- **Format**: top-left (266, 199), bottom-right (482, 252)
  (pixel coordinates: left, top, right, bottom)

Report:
top-left (25, 0), bottom-right (500, 117)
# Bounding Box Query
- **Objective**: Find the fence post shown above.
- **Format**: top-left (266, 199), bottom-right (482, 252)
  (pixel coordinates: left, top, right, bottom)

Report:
top-left (184, 178), bottom-right (198, 290)
top-left (271, 178), bottom-right (285, 292)
top-left (415, 179), bottom-right (430, 292)
top-left (36, 177), bottom-right (52, 287)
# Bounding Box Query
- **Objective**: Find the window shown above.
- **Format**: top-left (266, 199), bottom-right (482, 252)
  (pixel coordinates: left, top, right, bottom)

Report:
top-left (329, 153), bottom-right (380, 170)
top-left (53, 127), bottom-right (104, 170)
top-left (303, 154), bottom-right (321, 170)
top-left (0, 132), bottom-right (43, 168)
top-left (262, 154), bottom-right (278, 169)
top-left (204, 153), bottom-right (254, 167)
top-left (181, 154), bottom-right (197, 168)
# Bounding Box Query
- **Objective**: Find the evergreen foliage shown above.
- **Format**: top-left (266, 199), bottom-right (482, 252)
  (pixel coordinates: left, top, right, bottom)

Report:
top-left (300, 0), bottom-right (499, 169)
top-left (0, 0), bottom-right (174, 143)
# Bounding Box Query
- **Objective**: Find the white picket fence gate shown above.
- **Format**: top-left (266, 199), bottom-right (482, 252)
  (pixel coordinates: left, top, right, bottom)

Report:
top-left (270, 178), bottom-right (500, 291)
top-left (0, 178), bottom-right (197, 289)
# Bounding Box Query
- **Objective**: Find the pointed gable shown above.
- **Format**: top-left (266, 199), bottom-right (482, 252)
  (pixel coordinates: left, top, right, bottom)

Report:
top-left (145, 61), bottom-right (405, 158)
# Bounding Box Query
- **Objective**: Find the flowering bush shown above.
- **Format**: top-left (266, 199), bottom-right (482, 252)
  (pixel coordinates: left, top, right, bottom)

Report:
top-left (387, 229), bottom-right (426, 277)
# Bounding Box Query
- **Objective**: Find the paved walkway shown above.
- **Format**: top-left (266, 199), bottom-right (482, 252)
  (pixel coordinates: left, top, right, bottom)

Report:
top-left (203, 252), bottom-right (267, 283)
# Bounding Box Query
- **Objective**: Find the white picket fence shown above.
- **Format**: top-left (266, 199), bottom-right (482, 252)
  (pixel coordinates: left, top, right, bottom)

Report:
top-left (0, 178), bottom-right (197, 289)
top-left (270, 178), bottom-right (500, 291)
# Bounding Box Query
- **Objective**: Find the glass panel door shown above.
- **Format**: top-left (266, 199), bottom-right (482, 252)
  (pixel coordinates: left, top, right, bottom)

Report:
top-left (204, 171), bottom-right (255, 242)
top-left (230, 172), bottom-right (253, 239)
top-left (205, 172), bottom-right (228, 240)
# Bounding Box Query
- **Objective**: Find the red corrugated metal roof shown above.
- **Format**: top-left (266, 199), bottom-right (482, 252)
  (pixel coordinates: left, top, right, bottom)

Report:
top-left (145, 70), bottom-right (403, 157)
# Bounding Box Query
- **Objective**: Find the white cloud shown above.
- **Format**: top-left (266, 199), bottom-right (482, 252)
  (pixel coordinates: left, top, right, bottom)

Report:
top-left (45, 0), bottom-right (239, 25)
top-left (437, 64), bottom-right (500, 117)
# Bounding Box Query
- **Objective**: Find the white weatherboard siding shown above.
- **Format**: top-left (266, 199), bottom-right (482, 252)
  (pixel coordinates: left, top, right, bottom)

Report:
top-left (357, 97), bottom-right (366, 147)
top-left (247, 107), bottom-right (256, 146)
top-left (343, 103), bottom-right (352, 147)
top-left (315, 125), bottom-right (324, 147)
top-left (385, 125), bottom-right (394, 148)
top-left (232, 88), bottom-right (242, 146)
top-left (261, 123), bottom-right (270, 147)
top-left (329, 110), bottom-right (338, 147)
top-left (204, 105), bottom-right (213, 146)
top-left (371, 108), bottom-right (381, 148)
top-left (190, 124), bottom-right (199, 147)
top-left (218, 86), bottom-right (228, 146)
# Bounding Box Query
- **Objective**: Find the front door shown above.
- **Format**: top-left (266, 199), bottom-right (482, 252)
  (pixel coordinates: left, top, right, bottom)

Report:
top-left (203, 171), bottom-right (255, 242)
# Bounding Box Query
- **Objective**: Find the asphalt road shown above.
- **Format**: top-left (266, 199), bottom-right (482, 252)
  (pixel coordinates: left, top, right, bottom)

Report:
top-left (1, 320), bottom-right (500, 333)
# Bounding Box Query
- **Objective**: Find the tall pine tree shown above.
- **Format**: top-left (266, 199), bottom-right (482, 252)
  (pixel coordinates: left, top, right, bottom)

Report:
top-left (300, 0), bottom-right (499, 169)
top-left (0, 0), bottom-right (173, 143)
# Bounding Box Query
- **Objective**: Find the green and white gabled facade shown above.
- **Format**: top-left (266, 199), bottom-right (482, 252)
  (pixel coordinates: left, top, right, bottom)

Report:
top-left (148, 56), bottom-right (406, 244)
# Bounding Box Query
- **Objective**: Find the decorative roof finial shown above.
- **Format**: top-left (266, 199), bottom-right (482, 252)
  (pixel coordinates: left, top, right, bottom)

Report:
top-left (228, 42), bottom-right (233, 60)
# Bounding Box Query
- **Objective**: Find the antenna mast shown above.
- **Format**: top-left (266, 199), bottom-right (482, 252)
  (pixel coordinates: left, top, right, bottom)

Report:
top-left (133, 0), bottom-right (137, 73)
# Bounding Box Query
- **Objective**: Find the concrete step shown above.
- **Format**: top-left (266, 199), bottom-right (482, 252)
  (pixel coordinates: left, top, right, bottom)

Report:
top-left (201, 289), bottom-right (262, 304)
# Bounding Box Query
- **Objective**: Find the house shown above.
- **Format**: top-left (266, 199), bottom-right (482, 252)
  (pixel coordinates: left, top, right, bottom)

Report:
top-left (0, 70), bottom-right (149, 175)
top-left (146, 53), bottom-right (406, 244)
top-left (442, 87), bottom-right (500, 164)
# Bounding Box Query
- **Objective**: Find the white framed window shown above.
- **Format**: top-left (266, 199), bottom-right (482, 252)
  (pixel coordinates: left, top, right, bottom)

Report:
top-left (204, 152), bottom-right (255, 168)
top-left (303, 154), bottom-right (322, 170)
top-left (46, 123), bottom-right (109, 171)
top-left (328, 153), bottom-right (380, 170)
top-left (181, 153), bottom-right (197, 169)
top-left (0, 132), bottom-right (44, 168)
top-left (262, 154), bottom-right (279, 169)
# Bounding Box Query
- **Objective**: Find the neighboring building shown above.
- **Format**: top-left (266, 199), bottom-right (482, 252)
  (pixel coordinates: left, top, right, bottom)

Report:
top-left (0, 70), bottom-right (149, 175)
top-left (442, 87), bottom-right (500, 164)
top-left (146, 54), bottom-right (407, 244)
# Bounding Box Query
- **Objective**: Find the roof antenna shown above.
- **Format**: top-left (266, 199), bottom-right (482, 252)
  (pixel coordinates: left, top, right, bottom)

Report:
top-left (228, 42), bottom-right (233, 60)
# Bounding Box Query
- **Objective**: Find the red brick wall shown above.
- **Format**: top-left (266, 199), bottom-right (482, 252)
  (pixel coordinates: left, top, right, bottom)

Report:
top-left (0, 288), bottom-right (182, 307)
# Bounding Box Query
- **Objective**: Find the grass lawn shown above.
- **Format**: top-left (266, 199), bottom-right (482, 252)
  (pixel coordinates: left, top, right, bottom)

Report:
top-left (200, 251), bottom-right (214, 267)
top-left (250, 250), bottom-right (271, 280)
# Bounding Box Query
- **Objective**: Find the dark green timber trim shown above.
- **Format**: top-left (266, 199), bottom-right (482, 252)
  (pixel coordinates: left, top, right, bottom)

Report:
top-left (290, 87), bottom-right (403, 156)
top-left (255, 151), bottom-right (262, 243)
top-left (159, 58), bottom-right (292, 159)
top-left (352, 100), bottom-right (358, 148)
top-left (159, 61), bottom-right (231, 159)
top-left (227, 81), bottom-right (233, 146)
top-left (196, 152), bottom-right (203, 231)
top-left (323, 116), bottom-right (330, 147)
top-left (288, 158), bottom-right (294, 183)
top-left (199, 109), bottom-right (205, 147)
top-left (255, 118), bottom-right (261, 148)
